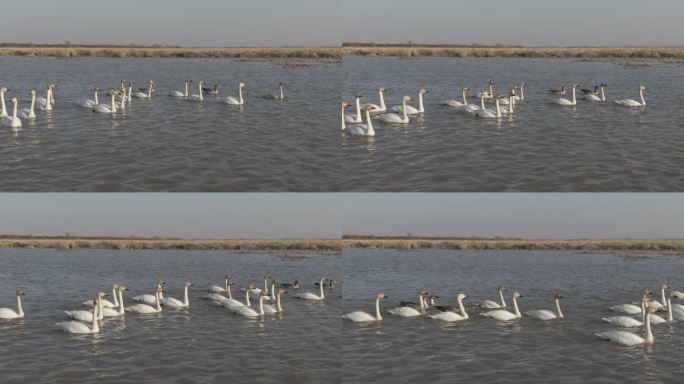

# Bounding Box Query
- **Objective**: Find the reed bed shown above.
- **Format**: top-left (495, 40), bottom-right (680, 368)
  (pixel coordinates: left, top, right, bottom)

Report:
top-left (1, 237), bottom-right (683, 252)
top-left (2, 46), bottom-right (683, 59)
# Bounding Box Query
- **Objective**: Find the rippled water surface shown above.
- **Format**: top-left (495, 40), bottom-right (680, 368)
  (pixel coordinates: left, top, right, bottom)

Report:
top-left (0, 57), bottom-right (340, 191)
top-left (342, 249), bottom-right (684, 383)
top-left (0, 249), bottom-right (341, 383)
top-left (342, 57), bottom-right (684, 191)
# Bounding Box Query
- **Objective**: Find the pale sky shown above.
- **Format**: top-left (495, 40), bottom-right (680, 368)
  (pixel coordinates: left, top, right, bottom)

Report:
top-left (0, 194), bottom-right (682, 239)
top-left (2, 0), bottom-right (682, 47)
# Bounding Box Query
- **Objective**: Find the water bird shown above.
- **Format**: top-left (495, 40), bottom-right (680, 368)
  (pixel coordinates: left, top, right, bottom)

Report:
top-left (481, 292), bottom-right (522, 321)
top-left (475, 80), bottom-right (495, 99)
top-left (1, 97), bottom-right (23, 129)
top-left (0, 87), bottom-right (9, 117)
top-left (127, 286), bottom-right (164, 314)
top-left (295, 277), bottom-right (326, 300)
top-left (377, 96), bottom-right (411, 124)
top-left (161, 280), bottom-right (193, 308)
top-left (132, 80), bottom-right (154, 98)
top-left (389, 289), bottom-right (428, 317)
top-left (343, 292), bottom-right (387, 323)
top-left (525, 293), bottom-right (564, 320)
top-left (202, 83), bottom-right (220, 96)
top-left (172, 80), bottom-right (192, 98)
top-left (0, 290), bottom-right (26, 320)
top-left (344, 92), bottom-right (363, 123)
top-left (189, 81), bottom-right (205, 102)
top-left (81, 87), bottom-right (102, 108)
top-left (391, 88), bottom-right (427, 115)
top-left (133, 280), bottom-right (166, 305)
top-left (479, 286), bottom-right (507, 309)
top-left (596, 307), bottom-right (657, 347)
top-left (551, 84), bottom-right (579, 106)
top-left (57, 294), bottom-right (100, 334)
top-left (341, 104), bottom-right (375, 137)
top-left (222, 82), bottom-right (246, 105)
top-left (615, 85), bottom-right (647, 107)
top-left (429, 293), bottom-right (469, 322)
top-left (263, 82), bottom-right (285, 100)
top-left (366, 86), bottom-right (386, 113)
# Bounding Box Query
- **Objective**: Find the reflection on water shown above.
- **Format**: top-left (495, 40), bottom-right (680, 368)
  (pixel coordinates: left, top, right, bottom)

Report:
top-left (0, 249), bottom-right (341, 383)
top-left (343, 249), bottom-right (684, 383)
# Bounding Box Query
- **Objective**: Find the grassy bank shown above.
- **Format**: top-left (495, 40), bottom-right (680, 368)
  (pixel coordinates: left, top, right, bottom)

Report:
top-left (1, 236), bottom-right (683, 252)
top-left (2, 45), bottom-right (684, 59)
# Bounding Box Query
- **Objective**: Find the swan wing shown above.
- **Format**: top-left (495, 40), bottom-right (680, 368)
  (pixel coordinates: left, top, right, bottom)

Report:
top-left (161, 297), bottom-right (186, 307)
top-left (443, 100), bottom-right (465, 107)
top-left (233, 306), bottom-right (259, 318)
top-left (224, 97), bottom-right (241, 105)
top-left (172, 91), bottom-right (185, 97)
top-left (378, 113), bottom-right (405, 123)
top-left (346, 124), bottom-right (373, 137)
top-left (64, 310), bottom-right (94, 322)
top-left (614, 99), bottom-right (641, 107)
top-left (296, 292), bottom-right (322, 300)
top-left (208, 286), bottom-right (227, 293)
top-left (552, 98), bottom-right (573, 106)
top-left (601, 316), bottom-right (643, 327)
top-left (343, 311), bottom-right (376, 323)
top-left (0, 308), bottom-right (20, 319)
top-left (57, 321), bottom-right (93, 334)
top-left (609, 304), bottom-right (641, 315)
top-left (102, 307), bottom-right (123, 317)
top-left (126, 304), bottom-right (157, 314)
top-left (481, 309), bottom-right (517, 321)
top-left (133, 294), bottom-right (157, 306)
top-left (478, 300), bottom-right (503, 309)
top-left (595, 330), bottom-right (644, 346)
top-left (429, 311), bottom-right (465, 322)
top-left (388, 306), bottom-right (421, 317)
top-left (524, 310), bottom-right (557, 320)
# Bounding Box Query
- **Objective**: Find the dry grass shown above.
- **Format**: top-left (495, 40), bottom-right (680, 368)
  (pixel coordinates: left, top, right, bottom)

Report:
top-left (2, 46), bottom-right (684, 60)
top-left (1, 236), bottom-right (683, 252)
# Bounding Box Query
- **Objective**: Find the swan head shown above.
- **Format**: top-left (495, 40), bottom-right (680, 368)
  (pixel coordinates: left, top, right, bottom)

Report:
top-left (95, 87), bottom-right (102, 91)
top-left (520, 81), bottom-right (526, 86)
top-left (98, 291), bottom-right (108, 299)
top-left (355, 92), bottom-right (363, 99)
top-left (640, 85), bottom-right (647, 91)
top-left (292, 280), bottom-right (300, 288)
top-left (49, 84), bottom-right (57, 89)
top-left (185, 79), bottom-right (192, 84)
top-left (378, 86), bottom-right (386, 92)
top-left (279, 82), bottom-right (284, 87)
top-left (247, 284), bottom-right (256, 290)
top-left (29, 90), bottom-right (36, 96)
top-left (647, 306), bottom-right (658, 315)
top-left (341, 101), bottom-right (350, 108)
top-left (513, 292), bottom-right (522, 299)
top-left (402, 96), bottom-right (412, 102)
top-left (554, 293), bottom-right (563, 300)
top-left (462, 86), bottom-right (470, 91)
top-left (560, 86), bottom-right (567, 91)
top-left (498, 286), bottom-right (506, 292)
top-left (428, 295), bottom-right (439, 305)
top-left (0, 87), bottom-right (8, 93)
top-left (239, 82), bottom-right (246, 89)
top-left (572, 84), bottom-right (580, 88)
top-left (10, 96), bottom-right (17, 104)
top-left (661, 283), bottom-right (670, 290)
top-left (118, 285), bottom-right (129, 291)
top-left (364, 105), bottom-right (374, 112)
top-left (112, 284), bottom-right (119, 289)
top-left (185, 281), bottom-right (193, 288)
top-left (419, 88), bottom-right (428, 95)
top-left (489, 80), bottom-right (495, 85)
top-left (15, 290), bottom-right (26, 297)
top-left (456, 293), bottom-right (467, 301)
top-left (376, 292), bottom-right (388, 300)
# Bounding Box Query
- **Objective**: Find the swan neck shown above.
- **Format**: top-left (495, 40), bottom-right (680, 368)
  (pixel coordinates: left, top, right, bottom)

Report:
top-left (16, 295), bottom-right (24, 317)
top-left (245, 290), bottom-right (251, 306)
top-left (512, 296), bottom-right (521, 317)
top-left (645, 312), bottom-right (654, 344)
top-left (402, 99), bottom-right (408, 121)
top-left (555, 298), bottom-right (564, 318)
top-left (147, 83), bottom-right (153, 97)
top-left (379, 90), bottom-right (385, 109)
top-left (183, 286), bottom-right (189, 306)
top-left (155, 290), bottom-right (161, 311)
top-left (271, 284), bottom-right (276, 301)
top-left (661, 288), bottom-right (667, 307)
top-left (277, 293), bottom-right (283, 312)
top-left (227, 284), bottom-right (233, 299)
top-left (319, 281), bottom-right (325, 299)
top-left (571, 87), bottom-right (576, 105)
top-left (600, 86), bottom-right (605, 101)
top-left (91, 298), bottom-right (99, 332)
top-left (375, 298), bottom-right (382, 321)
top-left (258, 296), bottom-right (265, 315)
top-left (365, 109), bottom-right (375, 136)
top-left (520, 84), bottom-right (525, 99)
top-left (118, 290), bottom-right (125, 315)
top-left (279, 84), bottom-right (284, 99)
top-left (419, 293), bottom-right (425, 310)
top-left (112, 287), bottom-right (119, 306)
top-left (341, 106), bottom-right (346, 131)
top-left (667, 297), bottom-right (673, 322)
top-left (0, 92), bottom-right (6, 115)
top-left (110, 94), bottom-right (116, 111)
top-left (264, 278), bottom-right (269, 293)
top-left (98, 296), bottom-right (104, 320)
top-left (355, 97), bottom-right (362, 122)
top-left (418, 92), bottom-right (424, 112)
top-left (480, 95), bottom-right (485, 110)
top-left (12, 100), bottom-right (18, 119)
top-left (199, 83), bottom-right (204, 101)
top-left (238, 85), bottom-right (243, 104)
top-left (458, 296), bottom-right (468, 319)
top-left (184, 82), bottom-right (189, 97)
top-left (462, 90), bottom-right (467, 105)
top-left (495, 99), bottom-right (501, 117)
top-left (499, 290), bottom-right (506, 307)
top-left (640, 89), bottom-right (646, 105)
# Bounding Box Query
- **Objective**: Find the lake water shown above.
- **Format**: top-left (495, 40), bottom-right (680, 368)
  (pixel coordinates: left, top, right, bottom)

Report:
top-left (342, 57), bottom-right (684, 191)
top-left (1, 57), bottom-right (683, 191)
top-left (0, 249), bottom-right (341, 383)
top-left (342, 249), bottom-right (684, 383)
top-left (0, 57), bottom-right (341, 191)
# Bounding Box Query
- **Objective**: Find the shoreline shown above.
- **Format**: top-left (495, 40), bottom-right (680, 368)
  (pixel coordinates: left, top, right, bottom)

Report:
top-left (1, 237), bottom-right (683, 252)
top-left (1, 46), bottom-right (683, 60)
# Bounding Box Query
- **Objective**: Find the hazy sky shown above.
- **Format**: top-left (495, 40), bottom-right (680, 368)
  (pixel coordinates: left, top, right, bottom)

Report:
top-left (0, 194), bottom-right (681, 239)
top-left (2, 0), bottom-right (682, 47)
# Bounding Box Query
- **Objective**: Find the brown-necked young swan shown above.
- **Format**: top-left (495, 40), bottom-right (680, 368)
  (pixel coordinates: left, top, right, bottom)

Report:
top-left (0, 290), bottom-right (26, 319)
top-left (525, 293), bottom-right (564, 320)
top-left (343, 292), bottom-right (388, 323)
top-left (596, 307), bottom-right (657, 347)
top-left (429, 293), bottom-right (469, 322)
top-left (481, 292), bottom-right (522, 321)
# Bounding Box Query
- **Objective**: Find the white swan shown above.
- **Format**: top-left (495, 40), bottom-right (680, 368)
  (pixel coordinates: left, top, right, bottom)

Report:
top-left (596, 307), bottom-right (657, 347)
top-left (388, 289), bottom-right (427, 317)
top-left (552, 84), bottom-right (579, 106)
top-left (208, 275), bottom-right (231, 293)
top-left (391, 88), bottom-right (427, 115)
top-left (342, 104), bottom-right (375, 137)
top-left (615, 85), bottom-right (647, 107)
top-left (66, 291), bottom-right (107, 322)
top-left (525, 293), bottom-right (564, 320)
top-left (208, 280), bottom-right (243, 308)
top-left (18, 90), bottom-right (37, 120)
top-left (133, 281), bottom-right (165, 305)
top-left (475, 80), bottom-right (495, 99)
top-left (500, 94), bottom-right (516, 115)
top-left (296, 277), bottom-right (325, 301)
top-left (344, 93), bottom-right (363, 123)
top-left (1, 97), bottom-right (22, 129)
top-left (481, 292), bottom-right (522, 321)
top-left (443, 87), bottom-right (470, 108)
top-left (642, 283), bottom-right (668, 310)
top-left (499, 86), bottom-right (516, 105)
top-left (263, 82), bottom-right (284, 100)
top-left (377, 96), bottom-right (411, 124)
top-left (479, 286), bottom-right (507, 309)
top-left (161, 281), bottom-right (193, 308)
top-left (81, 87), bottom-right (101, 108)
top-left (132, 80), bottom-right (154, 99)
top-left (609, 289), bottom-right (646, 316)
top-left (57, 294), bottom-right (100, 334)
top-left (232, 291), bottom-right (268, 318)
top-left (223, 82), bottom-right (246, 105)
top-left (83, 284), bottom-right (119, 308)
top-left (343, 292), bottom-right (387, 323)
top-left (514, 82), bottom-right (526, 101)
top-left (0, 290), bottom-right (26, 319)
top-left (263, 287), bottom-right (286, 315)
top-left (475, 95), bottom-right (503, 119)
top-left (584, 83), bottom-right (607, 102)
top-left (366, 86), bottom-right (386, 113)
top-left (172, 80), bottom-right (192, 98)
top-left (429, 293), bottom-right (469, 322)
top-left (188, 81), bottom-right (205, 102)
top-left (36, 84), bottom-right (55, 111)
top-left (101, 285), bottom-right (127, 318)
top-left (0, 87), bottom-right (8, 117)
top-left (126, 286), bottom-right (163, 314)
top-left (93, 90), bottom-right (119, 114)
